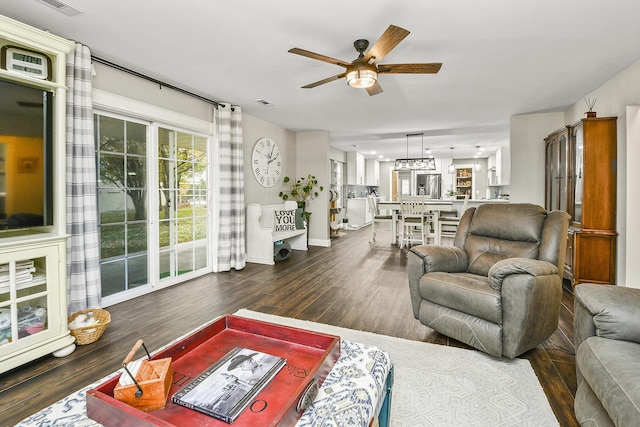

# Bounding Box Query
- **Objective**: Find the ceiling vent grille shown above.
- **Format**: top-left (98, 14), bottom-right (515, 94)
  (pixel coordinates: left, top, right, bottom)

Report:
top-left (37, 0), bottom-right (84, 16)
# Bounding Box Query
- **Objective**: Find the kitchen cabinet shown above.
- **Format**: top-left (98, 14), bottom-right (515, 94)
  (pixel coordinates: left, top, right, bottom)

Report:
top-left (365, 159), bottom-right (380, 186)
top-left (346, 198), bottom-right (372, 227)
top-left (488, 147), bottom-right (510, 186)
top-left (455, 167), bottom-right (473, 199)
top-left (347, 152), bottom-right (365, 185)
top-left (545, 117), bottom-right (617, 286)
top-left (495, 146), bottom-right (510, 185)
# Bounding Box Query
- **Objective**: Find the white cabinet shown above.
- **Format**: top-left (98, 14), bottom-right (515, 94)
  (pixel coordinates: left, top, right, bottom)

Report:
top-left (347, 152), bottom-right (365, 185)
top-left (347, 198), bottom-right (372, 227)
top-left (0, 236), bottom-right (74, 373)
top-left (365, 159), bottom-right (380, 186)
top-left (0, 15), bottom-right (76, 372)
top-left (495, 146), bottom-right (510, 185)
top-left (487, 147), bottom-right (510, 186)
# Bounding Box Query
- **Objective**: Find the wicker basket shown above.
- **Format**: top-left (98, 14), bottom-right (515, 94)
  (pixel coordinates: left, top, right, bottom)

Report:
top-left (68, 308), bottom-right (111, 345)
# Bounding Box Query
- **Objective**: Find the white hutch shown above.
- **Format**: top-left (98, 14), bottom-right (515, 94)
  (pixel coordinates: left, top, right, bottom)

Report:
top-left (0, 15), bottom-right (76, 373)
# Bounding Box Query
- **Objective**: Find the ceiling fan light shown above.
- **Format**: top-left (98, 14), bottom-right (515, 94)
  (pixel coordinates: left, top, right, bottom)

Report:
top-left (346, 69), bottom-right (377, 88)
top-left (346, 62), bottom-right (377, 89)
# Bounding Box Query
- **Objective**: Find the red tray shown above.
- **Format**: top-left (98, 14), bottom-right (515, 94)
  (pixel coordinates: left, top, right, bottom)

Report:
top-left (86, 315), bottom-right (340, 427)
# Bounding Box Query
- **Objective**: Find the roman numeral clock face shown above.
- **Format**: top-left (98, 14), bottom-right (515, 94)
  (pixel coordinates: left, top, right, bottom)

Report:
top-left (251, 137), bottom-right (282, 187)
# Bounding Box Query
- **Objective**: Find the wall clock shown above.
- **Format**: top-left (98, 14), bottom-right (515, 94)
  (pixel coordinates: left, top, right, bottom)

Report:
top-left (252, 137), bottom-right (282, 187)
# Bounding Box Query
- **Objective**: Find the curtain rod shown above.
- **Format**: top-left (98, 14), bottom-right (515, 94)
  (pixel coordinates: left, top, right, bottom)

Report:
top-left (91, 55), bottom-right (222, 107)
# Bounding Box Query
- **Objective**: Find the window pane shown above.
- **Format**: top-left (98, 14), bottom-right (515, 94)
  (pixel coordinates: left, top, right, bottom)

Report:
top-left (99, 154), bottom-right (125, 187)
top-left (101, 259), bottom-right (126, 297)
top-left (128, 255), bottom-right (148, 287)
top-left (99, 188), bottom-right (126, 224)
top-left (126, 157), bottom-right (146, 189)
top-left (159, 248), bottom-right (173, 279)
top-left (194, 216), bottom-right (207, 240)
top-left (127, 122), bottom-right (146, 155)
top-left (177, 218), bottom-right (192, 243)
top-left (100, 224), bottom-right (125, 259)
top-left (128, 222), bottom-right (147, 254)
top-left (98, 116), bottom-right (124, 152)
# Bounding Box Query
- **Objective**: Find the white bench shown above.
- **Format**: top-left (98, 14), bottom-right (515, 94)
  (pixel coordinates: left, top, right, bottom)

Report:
top-left (246, 201), bottom-right (307, 265)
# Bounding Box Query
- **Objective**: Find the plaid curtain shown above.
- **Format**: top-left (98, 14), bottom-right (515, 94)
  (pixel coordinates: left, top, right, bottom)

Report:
top-left (66, 44), bottom-right (101, 311)
top-left (215, 104), bottom-right (246, 271)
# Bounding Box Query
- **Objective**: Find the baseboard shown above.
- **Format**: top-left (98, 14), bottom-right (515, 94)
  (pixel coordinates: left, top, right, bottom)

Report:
top-left (309, 238), bottom-right (331, 247)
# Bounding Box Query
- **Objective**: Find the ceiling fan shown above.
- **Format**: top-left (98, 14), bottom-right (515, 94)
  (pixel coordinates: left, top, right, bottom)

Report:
top-left (289, 25), bottom-right (442, 96)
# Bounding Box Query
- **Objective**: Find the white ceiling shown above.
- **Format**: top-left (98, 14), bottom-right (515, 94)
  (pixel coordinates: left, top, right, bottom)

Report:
top-left (3, 1), bottom-right (640, 161)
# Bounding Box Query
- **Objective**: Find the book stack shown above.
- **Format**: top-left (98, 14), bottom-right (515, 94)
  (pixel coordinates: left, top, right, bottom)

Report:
top-left (0, 260), bottom-right (36, 286)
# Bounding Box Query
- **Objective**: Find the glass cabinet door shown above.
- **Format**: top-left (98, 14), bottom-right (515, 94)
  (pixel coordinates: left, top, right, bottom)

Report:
top-left (0, 255), bottom-right (49, 350)
top-left (545, 129), bottom-right (569, 213)
top-left (572, 124), bottom-right (584, 224)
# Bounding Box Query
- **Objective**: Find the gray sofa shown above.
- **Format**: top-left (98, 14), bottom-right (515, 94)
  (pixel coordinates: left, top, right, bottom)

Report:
top-left (408, 203), bottom-right (570, 358)
top-left (574, 284), bottom-right (640, 427)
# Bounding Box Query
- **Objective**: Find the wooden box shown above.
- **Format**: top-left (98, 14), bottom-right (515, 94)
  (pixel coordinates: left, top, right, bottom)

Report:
top-left (86, 315), bottom-right (340, 426)
top-left (113, 340), bottom-right (173, 412)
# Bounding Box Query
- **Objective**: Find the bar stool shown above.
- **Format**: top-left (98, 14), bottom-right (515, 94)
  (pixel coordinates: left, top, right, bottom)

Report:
top-left (436, 195), bottom-right (468, 244)
top-left (367, 195), bottom-right (393, 244)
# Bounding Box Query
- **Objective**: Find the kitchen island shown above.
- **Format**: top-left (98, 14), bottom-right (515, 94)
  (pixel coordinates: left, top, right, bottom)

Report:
top-left (376, 198), bottom-right (509, 245)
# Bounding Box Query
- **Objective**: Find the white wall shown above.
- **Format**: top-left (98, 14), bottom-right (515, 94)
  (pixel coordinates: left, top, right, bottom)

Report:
top-left (242, 113), bottom-right (296, 205)
top-left (296, 131), bottom-right (331, 246)
top-left (92, 62), bottom-right (213, 122)
top-left (627, 106), bottom-right (640, 287)
top-left (509, 112), bottom-right (564, 204)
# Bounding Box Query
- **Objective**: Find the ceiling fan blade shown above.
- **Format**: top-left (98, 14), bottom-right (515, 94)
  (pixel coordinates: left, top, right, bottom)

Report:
top-left (302, 73), bottom-right (346, 89)
top-left (288, 48), bottom-right (351, 68)
top-left (378, 63), bottom-right (442, 74)
top-left (366, 81), bottom-right (383, 96)
top-left (364, 25), bottom-right (410, 63)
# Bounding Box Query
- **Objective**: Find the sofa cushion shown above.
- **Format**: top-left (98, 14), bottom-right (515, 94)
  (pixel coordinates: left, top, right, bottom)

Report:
top-left (420, 272), bottom-right (502, 324)
top-left (575, 284), bottom-right (640, 344)
top-left (577, 336), bottom-right (640, 427)
top-left (273, 209), bottom-right (297, 232)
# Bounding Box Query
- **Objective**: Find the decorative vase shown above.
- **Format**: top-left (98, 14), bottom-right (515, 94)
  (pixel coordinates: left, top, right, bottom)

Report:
top-left (585, 111), bottom-right (597, 118)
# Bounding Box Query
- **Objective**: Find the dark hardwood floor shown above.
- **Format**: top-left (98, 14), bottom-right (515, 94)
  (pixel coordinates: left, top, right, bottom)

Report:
top-left (0, 226), bottom-right (578, 426)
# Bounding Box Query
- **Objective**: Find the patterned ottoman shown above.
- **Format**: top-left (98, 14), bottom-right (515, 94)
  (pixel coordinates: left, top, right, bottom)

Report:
top-left (18, 339), bottom-right (393, 427)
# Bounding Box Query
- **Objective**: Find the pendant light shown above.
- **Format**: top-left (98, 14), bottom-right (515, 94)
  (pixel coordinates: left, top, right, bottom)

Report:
top-left (448, 147), bottom-right (455, 174)
top-left (474, 146), bottom-right (482, 172)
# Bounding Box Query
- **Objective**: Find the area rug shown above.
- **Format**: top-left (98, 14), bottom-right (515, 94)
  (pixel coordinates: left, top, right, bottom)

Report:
top-left (235, 310), bottom-right (559, 427)
top-left (17, 309), bottom-right (559, 427)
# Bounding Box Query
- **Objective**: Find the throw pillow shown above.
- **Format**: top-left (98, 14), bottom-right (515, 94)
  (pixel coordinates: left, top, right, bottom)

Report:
top-left (274, 209), bottom-right (297, 232)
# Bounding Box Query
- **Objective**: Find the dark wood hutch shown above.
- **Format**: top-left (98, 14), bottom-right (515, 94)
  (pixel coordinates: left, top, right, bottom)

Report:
top-left (545, 117), bottom-right (617, 287)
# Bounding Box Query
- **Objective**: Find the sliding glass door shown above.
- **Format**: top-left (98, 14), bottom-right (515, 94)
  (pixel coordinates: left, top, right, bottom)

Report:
top-left (95, 114), bottom-right (149, 297)
top-left (95, 113), bottom-right (211, 301)
top-left (157, 127), bottom-right (209, 281)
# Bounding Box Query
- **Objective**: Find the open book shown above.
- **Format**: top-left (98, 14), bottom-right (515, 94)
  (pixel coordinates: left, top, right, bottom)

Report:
top-left (172, 347), bottom-right (286, 423)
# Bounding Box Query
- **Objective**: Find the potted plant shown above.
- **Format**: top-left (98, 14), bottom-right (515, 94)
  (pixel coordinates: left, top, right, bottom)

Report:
top-left (279, 174), bottom-right (324, 223)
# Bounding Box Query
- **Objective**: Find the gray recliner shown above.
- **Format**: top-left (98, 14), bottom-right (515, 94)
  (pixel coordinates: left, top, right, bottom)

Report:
top-left (574, 284), bottom-right (640, 427)
top-left (407, 203), bottom-right (570, 358)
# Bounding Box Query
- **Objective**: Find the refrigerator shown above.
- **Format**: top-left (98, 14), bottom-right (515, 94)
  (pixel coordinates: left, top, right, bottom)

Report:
top-left (416, 173), bottom-right (442, 199)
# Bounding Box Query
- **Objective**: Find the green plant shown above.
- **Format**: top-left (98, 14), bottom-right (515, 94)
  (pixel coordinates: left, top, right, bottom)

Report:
top-left (278, 174), bottom-right (324, 204)
top-left (279, 175), bottom-right (324, 223)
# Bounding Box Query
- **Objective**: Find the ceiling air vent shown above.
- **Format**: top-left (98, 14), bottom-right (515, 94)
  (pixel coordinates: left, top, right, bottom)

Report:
top-left (37, 0), bottom-right (84, 16)
top-left (255, 99), bottom-right (274, 107)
